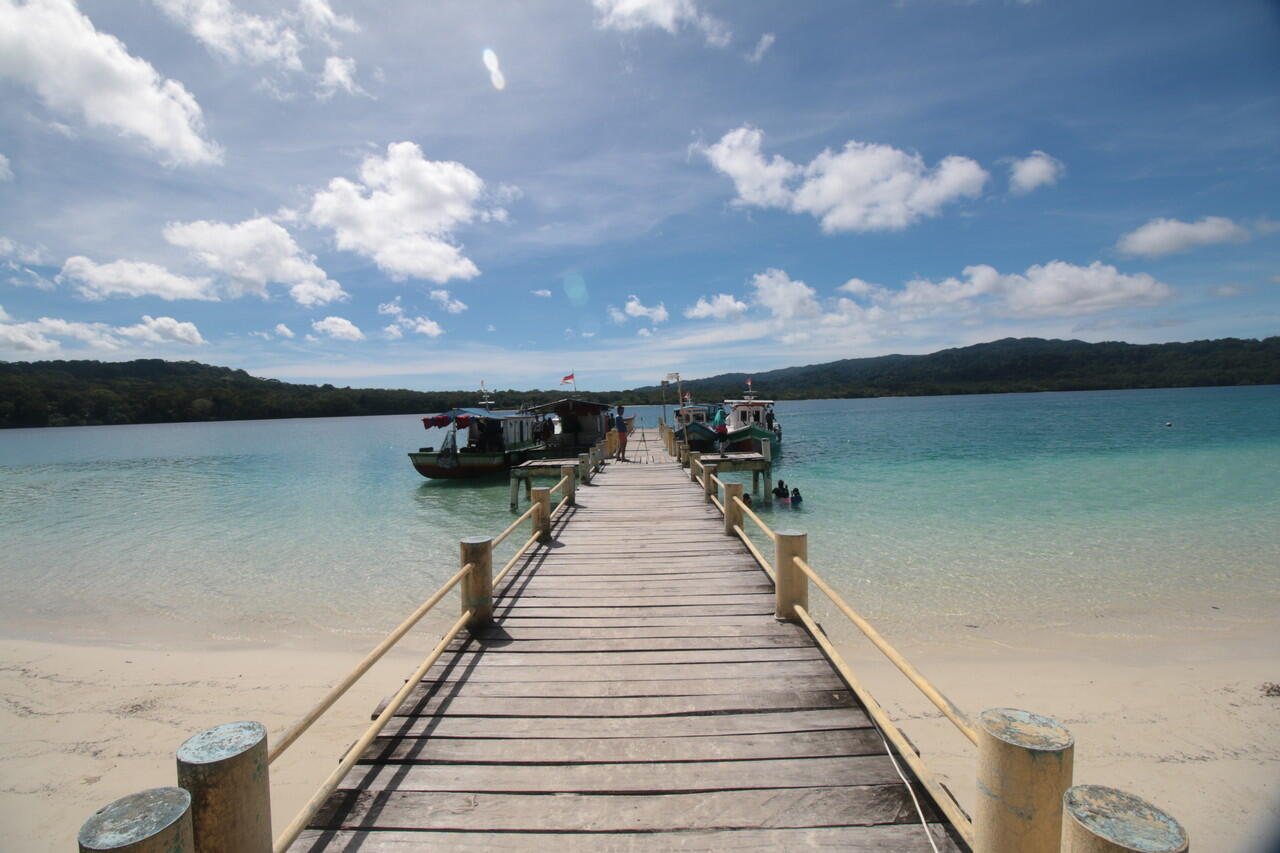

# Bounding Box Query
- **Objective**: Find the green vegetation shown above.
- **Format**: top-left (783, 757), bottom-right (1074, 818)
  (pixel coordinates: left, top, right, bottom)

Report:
top-left (2, 337), bottom-right (1277, 428)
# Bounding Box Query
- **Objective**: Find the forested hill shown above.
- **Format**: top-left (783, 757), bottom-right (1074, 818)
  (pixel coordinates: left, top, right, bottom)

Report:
top-left (1, 336), bottom-right (1277, 428)
top-left (645, 336), bottom-right (1280, 401)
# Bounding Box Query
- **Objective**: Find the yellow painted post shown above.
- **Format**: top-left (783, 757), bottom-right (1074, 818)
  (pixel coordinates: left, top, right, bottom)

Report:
top-left (974, 707), bottom-right (1074, 853)
top-left (1061, 786), bottom-right (1188, 853)
top-left (532, 486), bottom-right (552, 543)
top-left (577, 453), bottom-right (590, 484)
top-left (678, 442), bottom-right (688, 466)
top-left (688, 451), bottom-right (701, 481)
top-left (79, 788), bottom-right (193, 853)
top-left (724, 482), bottom-right (744, 535)
top-left (176, 722), bottom-right (270, 853)
top-left (561, 465), bottom-right (577, 506)
top-left (606, 430), bottom-right (617, 457)
top-left (773, 530), bottom-right (808, 620)
top-left (460, 536), bottom-right (493, 627)
top-left (704, 463), bottom-right (717, 503)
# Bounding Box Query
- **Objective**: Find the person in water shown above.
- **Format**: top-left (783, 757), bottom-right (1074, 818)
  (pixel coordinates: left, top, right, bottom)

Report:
top-left (790, 487), bottom-right (802, 504)
top-left (613, 405), bottom-right (629, 461)
top-left (741, 492), bottom-right (752, 508)
top-left (772, 479), bottom-right (788, 499)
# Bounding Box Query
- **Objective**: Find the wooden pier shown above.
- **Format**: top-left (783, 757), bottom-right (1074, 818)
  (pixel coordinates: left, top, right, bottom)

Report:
top-left (288, 429), bottom-right (964, 851)
top-left (81, 427), bottom-right (1188, 853)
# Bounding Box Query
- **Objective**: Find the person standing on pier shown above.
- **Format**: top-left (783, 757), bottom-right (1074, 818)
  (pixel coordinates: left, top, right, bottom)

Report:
top-left (613, 405), bottom-right (629, 462)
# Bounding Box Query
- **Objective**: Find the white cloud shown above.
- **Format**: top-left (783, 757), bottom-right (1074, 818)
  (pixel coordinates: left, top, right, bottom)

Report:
top-left (308, 141), bottom-right (500, 283)
top-left (274, 322), bottom-right (295, 338)
top-left (684, 293), bottom-right (747, 320)
top-left (5, 262), bottom-right (56, 290)
top-left (0, 312), bottom-right (204, 352)
top-left (0, 304), bottom-right (9, 321)
top-left (164, 216), bottom-right (346, 306)
top-left (750, 268), bottom-right (820, 320)
top-left (486, 324), bottom-right (496, 332)
top-left (838, 277), bottom-right (879, 296)
top-left (637, 327), bottom-right (652, 337)
top-left (298, 0), bottom-right (357, 40)
top-left (378, 297), bottom-right (403, 315)
top-left (1, 237), bottom-right (49, 265)
top-left (1211, 284), bottom-right (1243, 297)
top-left (746, 33), bottom-right (774, 63)
top-left (400, 315), bottom-right (443, 337)
top-left (0, 0), bottom-right (221, 166)
top-left (704, 125), bottom-right (988, 232)
top-left (311, 315), bottom-right (364, 341)
top-left (858, 260), bottom-right (1172, 318)
top-left (383, 323), bottom-right (403, 340)
top-left (0, 153), bottom-right (11, 181)
top-left (117, 314), bottom-right (205, 345)
top-left (607, 305), bottom-right (627, 324)
top-left (429, 289), bottom-right (468, 314)
top-left (481, 49), bottom-right (506, 91)
top-left (1008, 150), bottom-right (1064, 195)
top-left (59, 256), bottom-right (218, 301)
top-left (1117, 216), bottom-right (1251, 257)
top-left (318, 56), bottom-right (364, 98)
top-left (153, 0), bottom-right (302, 70)
top-left (624, 294), bottom-right (669, 323)
top-left (531, 289), bottom-right (552, 298)
top-left (592, 0), bottom-right (730, 47)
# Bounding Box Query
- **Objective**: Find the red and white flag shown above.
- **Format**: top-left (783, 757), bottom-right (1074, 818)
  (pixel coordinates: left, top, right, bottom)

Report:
top-left (561, 373), bottom-right (575, 385)
top-left (746, 377), bottom-right (753, 388)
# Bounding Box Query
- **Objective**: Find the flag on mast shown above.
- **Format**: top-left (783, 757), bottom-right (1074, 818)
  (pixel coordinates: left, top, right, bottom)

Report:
top-left (561, 372), bottom-right (574, 385)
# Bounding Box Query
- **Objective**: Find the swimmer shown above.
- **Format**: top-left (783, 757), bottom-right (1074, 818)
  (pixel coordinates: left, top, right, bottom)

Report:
top-left (790, 487), bottom-right (803, 504)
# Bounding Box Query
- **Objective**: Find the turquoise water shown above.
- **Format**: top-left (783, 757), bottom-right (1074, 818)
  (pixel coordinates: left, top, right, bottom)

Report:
top-left (1, 387), bottom-right (1276, 645)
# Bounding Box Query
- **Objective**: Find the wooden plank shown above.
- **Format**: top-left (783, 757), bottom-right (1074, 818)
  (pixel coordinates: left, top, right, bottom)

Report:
top-left (378, 708), bottom-right (869, 739)
top-left (339, 755), bottom-right (902, 793)
top-left (361, 729), bottom-right (885, 764)
top-left (308, 786), bottom-right (931, 832)
top-left (496, 594), bottom-right (776, 608)
top-left (488, 615), bottom-right (781, 627)
top-left (293, 824), bottom-right (963, 852)
top-left (388, 690), bottom-right (856, 719)
top-left (396, 675), bottom-right (849, 702)
top-left (421, 660), bottom-right (838, 683)
top-left (490, 605), bottom-right (774, 619)
top-left (464, 623), bottom-right (806, 640)
top-left (445, 636), bottom-right (813, 652)
top-left (440, 648), bottom-right (825, 666)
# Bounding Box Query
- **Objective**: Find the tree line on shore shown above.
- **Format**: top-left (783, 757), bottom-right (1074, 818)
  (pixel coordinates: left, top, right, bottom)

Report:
top-left (1, 336), bottom-right (1277, 428)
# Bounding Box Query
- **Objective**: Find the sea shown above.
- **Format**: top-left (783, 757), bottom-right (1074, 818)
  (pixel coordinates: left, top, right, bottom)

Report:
top-left (1, 385), bottom-right (1277, 648)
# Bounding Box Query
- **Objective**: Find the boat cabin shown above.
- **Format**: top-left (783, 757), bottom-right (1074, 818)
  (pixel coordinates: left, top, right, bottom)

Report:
top-left (724, 398), bottom-right (777, 432)
top-left (675, 403), bottom-right (720, 430)
top-left (526, 398), bottom-right (612, 451)
top-left (420, 408), bottom-right (543, 453)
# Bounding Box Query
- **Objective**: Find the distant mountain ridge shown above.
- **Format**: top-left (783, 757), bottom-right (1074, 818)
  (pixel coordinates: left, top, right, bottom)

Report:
top-left (2, 336), bottom-right (1277, 427)
top-left (647, 337), bottom-right (1280, 400)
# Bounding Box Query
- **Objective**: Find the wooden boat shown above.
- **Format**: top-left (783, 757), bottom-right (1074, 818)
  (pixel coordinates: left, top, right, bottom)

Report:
top-left (408, 407), bottom-right (546, 479)
top-left (722, 382), bottom-right (782, 454)
top-left (673, 402), bottom-right (722, 451)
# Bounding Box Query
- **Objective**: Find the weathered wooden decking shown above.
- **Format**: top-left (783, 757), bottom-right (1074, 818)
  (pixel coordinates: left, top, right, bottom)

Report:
top-left (292, 429), bottom-right (965, 851)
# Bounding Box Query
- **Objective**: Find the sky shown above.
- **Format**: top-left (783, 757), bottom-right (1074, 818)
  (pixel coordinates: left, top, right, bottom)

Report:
top-left (1, 0), bottom-right (1278, 391)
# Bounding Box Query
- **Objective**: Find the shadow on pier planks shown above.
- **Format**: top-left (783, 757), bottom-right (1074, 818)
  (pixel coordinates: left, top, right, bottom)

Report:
top-left (291, 429), bottom-right (966, 852)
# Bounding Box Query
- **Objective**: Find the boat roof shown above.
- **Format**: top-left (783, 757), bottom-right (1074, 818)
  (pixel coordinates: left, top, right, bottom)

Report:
top-left (426, 408), bottom-right (536, 419)
top-left (526, 398), bottom-right (612, 413)
top-left (724, 398), bottom-right (775, 405)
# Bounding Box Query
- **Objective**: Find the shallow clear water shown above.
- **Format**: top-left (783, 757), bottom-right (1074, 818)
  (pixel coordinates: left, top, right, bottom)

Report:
top-left (1, 387), bottom-right (1276, 645)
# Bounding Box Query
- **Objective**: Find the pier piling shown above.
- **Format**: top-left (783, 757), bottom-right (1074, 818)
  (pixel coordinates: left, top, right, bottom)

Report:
top-left (460, 536), bottom-right (494, 628)
top-left (974, 707), bottom-right (1074, 853)
top-left (1061, 785), bottom-right (1188, 853)
top-left (78, 788), bottom-right (193, 853)
top-left (175, 721), bottom-right (271, 853)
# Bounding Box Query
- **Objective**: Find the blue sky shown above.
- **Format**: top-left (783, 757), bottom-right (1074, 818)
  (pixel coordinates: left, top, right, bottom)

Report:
top-left (1, 0), bottom-right (1277, 391)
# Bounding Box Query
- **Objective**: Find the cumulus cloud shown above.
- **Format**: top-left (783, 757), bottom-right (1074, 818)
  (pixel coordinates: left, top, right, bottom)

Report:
top-left (704, 125), bottom-right (988, 232)
top-left (746, 33), bottom-right (775, 63)
top-left (592, 0), bottom-right (730, 46)
top-left (624, 294), bottom-right (669, 323)
top-left (311, 315), bottom-right (364, 341)
top-left (0, 153), bottom-right (11, 181)
top-left (308, 141), bottom-right (502, 282)
top-left (0, 236), bottom-right (50, 266)
top-left (429, 289), bottom-right (468, 314)
top-left (684, 293), bottom-right (747, 320)
top-left (607, 305), bottom-right (627, 324)
top-left (274, 322), bottom-right (295, 337)
top-left (0, 0), bottom-right (221, 166)
top-left (531, 289), bottom-right (552, 297)
top-left (637, 327), bottom-right (653, 337)
top-left (59, 256), bottom-right (218, 301)
top-left (153, 0), bottom-right (302, 70)
top-left (1116, 216), bottom-right (1251, 257)
top-left (0, 312), bottom-right (204, 353)
top-left (378, 297), bottom-right (403, 315)
top-left (164, 216), bottom-right (346, 306)
top-left (750, 268), bottom-right (821, 320)
top-left (318, 55), bottom-right (364, 98)
top-left (1008, 150), bottom-right (1064, 195)
top-left (850, 260), bottom-right (1171, 318)
top-left (298, 0), bottom-right (357, 40)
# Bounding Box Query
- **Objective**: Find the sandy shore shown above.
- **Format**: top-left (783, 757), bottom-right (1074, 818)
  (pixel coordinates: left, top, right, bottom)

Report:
top-left (3, 604), bottom-right (1278, 852)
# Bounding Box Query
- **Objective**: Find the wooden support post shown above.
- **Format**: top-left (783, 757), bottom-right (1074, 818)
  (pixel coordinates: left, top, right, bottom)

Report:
top-left (688, 451), bottom-right (701, 481)
top-left (974, 707), bottom-right (1074, 853)
top-left (606, 430), bottom-right (617, 458)
top-left (532, 487), bottom-right (552, 543)
top-left (577, 453), bottom-right (590, 484)
top-left (704, 463), bottom-right (717, 503)
top-left (460, 536), bottom-right (493, 627)
top-left (79, 788), bottom-right (193, 853)
top-left (176, 722), bottom-right (271, 853)
top-left (509, 475), bottom-right (520, 510)
top-left (561, 465), bottom-right (577, 506)
top-left (773, 529), bottom-right (808, 621)
top-left (1061, 785), bottom-right (1188, 853)
top-left (761, 440), bottom-right (773, 496)
top-left (724, 482), bottom-right (744, 535)
top-left (752, 469), bottom-right (759, 493)
top-left (678, 442), bottom-right (688, 466)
